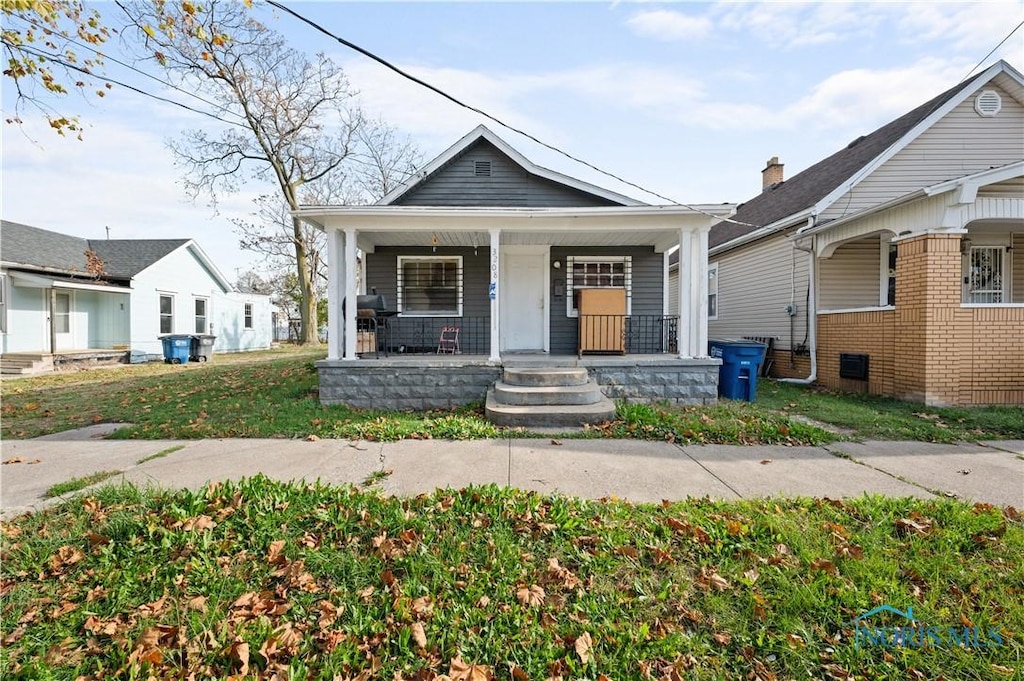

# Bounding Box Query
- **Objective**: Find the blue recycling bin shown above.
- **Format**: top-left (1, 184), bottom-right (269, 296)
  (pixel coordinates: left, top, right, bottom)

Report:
top-left (160, 335), bottom-right (192, 364)
top-left (709, 339), bottom-right (768, 401)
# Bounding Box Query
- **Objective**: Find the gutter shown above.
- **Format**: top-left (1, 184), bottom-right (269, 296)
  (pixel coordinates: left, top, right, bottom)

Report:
top-left (779, 218), bottom-right (817, 385)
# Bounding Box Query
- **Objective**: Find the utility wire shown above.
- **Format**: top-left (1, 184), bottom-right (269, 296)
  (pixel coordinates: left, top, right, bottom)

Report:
top-left (7, 13), bottom-right (250, 127)
top-left (961, 19), bottom-right (1023, 82)
top-left (4, 40), bottom-right (248, 128)
top-left (265, 0), bottom-right (754, 226)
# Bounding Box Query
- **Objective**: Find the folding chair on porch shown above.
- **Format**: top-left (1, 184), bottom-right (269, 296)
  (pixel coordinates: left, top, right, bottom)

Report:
top-left (437, 326), bottom-right (460, 354)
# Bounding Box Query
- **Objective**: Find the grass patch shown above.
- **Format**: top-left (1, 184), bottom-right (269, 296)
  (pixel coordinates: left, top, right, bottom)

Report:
top-left (137, 444), bottom-right (186, 465)
top-left (757, 381), bottom-right (1024, 443)
top-left (44, 470), bottom-right (121, 498)
top-left (1, 480), bottom-right (1020, 679)
top-left (3, 345), bottom-right (1019, 445)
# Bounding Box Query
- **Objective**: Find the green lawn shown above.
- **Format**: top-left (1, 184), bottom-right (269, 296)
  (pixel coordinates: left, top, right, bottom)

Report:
top-left (1, 482), bottom-right (1020, 679)
top-left (1, 345), bottom-right (1021, 444)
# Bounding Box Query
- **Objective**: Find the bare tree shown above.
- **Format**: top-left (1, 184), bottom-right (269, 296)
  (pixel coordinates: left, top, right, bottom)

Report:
top-left (119, 0), bottom-right (360, 344)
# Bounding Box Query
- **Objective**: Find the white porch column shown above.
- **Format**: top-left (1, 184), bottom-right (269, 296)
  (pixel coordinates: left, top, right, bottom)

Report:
top-left (694, 227), bottom-right (710, 358)
top-left (343, 227), bottom-right (358, 361)
top-left (489, 228), bottom-right (501, 362)
top-left (676, 227), bottom-right (693, 358)
top-left (327, 227), bottom-right (345, 360)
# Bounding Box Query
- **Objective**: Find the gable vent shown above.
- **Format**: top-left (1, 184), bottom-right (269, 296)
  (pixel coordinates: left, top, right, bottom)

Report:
top-left (975, 89), bottom-right (1001, 117)
top-left (474, 160), bottom-right (492, 177)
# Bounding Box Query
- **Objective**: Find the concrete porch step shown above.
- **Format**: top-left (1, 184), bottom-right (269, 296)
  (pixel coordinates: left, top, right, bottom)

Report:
top-left (492, 379), bottom-right (604, 406)
top-left (485, 390), bottom-right (617, 428)
top-left (502, 367), bottom-right (588, 387)
top-left (1, 354), bottom-right (54, 376)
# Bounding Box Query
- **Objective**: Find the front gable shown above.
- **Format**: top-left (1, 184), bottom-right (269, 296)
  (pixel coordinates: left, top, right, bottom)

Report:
top-left (394, 138), bottom-right (621, 208)
top-left (820, 78), bottom-right (1024, 220)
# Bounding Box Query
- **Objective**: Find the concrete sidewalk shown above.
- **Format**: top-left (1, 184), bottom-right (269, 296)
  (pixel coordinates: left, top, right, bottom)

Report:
top-left (2, 434), bottom-right (1021, 518)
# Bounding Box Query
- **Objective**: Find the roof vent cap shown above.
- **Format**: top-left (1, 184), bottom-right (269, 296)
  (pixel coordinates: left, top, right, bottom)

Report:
top-left (975, 89), bottom-right (1001, 117)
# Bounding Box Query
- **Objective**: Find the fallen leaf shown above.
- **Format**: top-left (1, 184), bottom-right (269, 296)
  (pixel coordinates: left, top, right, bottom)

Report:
top-left (759, 459), bottom-right (773, 465)
top-left (550, 439), bottom-right (562, 446)
top-left (3, 457), bottom-right (24, 465)
top-left (229, 637), bottom-right (250, 675)
top-left (574, 631), bottom-right (592, 665)
top-left (786, 633), bottom-right (806, 649)
top-left (515, 584), bottom-right (545, 607)
top-left (181, 515), bottom-right (216, 531)
top-left (411, 621), bottom-right (427, 649)
top-left (305, 434), bottom-right (320, 442)
top-left (187, 596), bottom-right (208, 613)
top-left (267, 539), bottom-right (286, 565)
top-left (712, 631), bottom-right (732, 645)
top-left (450, 655), bottom-right (493, 681)
top-left (708, 573), bottom-right (730, 591)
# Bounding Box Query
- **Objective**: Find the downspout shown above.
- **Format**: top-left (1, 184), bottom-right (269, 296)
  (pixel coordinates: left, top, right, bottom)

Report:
top-left (780, 218), bottom-right (817, 384)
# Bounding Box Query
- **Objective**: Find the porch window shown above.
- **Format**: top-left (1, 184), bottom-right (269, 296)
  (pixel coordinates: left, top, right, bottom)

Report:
top-left (886, 243), bottom-right (896, 307)
top-left (159, 294), bottom-right (173, 334)
top-left (566, 256), bottom-right (632, 317)
top-left (963, 246), bottom-right (1005, 304)
top-left (244, 303), bottom-right (253, 329)
top-left (397, 256), bottom-right (463, 316)
top-left (194, 298), bottom-right (208, 334)
top-left (708, 263), bottom-right (719, 320)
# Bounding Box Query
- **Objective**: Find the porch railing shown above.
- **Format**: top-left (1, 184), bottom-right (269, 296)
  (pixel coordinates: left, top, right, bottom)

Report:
top-left (578, 315), bottom-right (678, 356)
top-left (375, 316), bottom-right (490, 355)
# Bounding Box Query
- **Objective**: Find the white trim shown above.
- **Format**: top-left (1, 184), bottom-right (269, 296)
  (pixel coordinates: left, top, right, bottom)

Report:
top-left (0, 272), bottom-right (6, 334)
top-left (818, 305), bottom-right (895, 315)
top-left (193, 296), bottom-right (209, 334)
top-left (489, 229), bottom-right (501, 361)
top-left (564, 255), bottom-right (632, 318)
top-left (133, 241), bottom-right (234, 294)
top-left (396, 255), bottom-right (465, 317)
top-left (377, 125), bottom-right (645, 207)
top-left (344, 227), bottom-right (358, 360)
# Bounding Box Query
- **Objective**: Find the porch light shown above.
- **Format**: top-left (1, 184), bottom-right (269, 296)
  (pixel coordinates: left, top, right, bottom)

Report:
top-left (553, 260), bottom-right (561, 269)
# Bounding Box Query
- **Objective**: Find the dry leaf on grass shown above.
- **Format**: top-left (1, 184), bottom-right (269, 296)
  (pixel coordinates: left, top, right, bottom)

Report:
top-left (574, 631), bottom-right (593, 664)
top-left (515, 584), bottom-right (545, 607)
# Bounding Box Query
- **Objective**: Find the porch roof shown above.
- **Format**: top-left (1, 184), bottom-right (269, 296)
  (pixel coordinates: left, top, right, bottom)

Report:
top-left (9, 271), bottom-right (131, 294)
top-left (295, 204), bottom-right (736, 253)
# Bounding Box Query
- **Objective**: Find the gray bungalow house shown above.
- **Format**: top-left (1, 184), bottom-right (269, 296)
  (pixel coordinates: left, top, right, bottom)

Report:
top-left (295, 125), bottom-right (734, 415)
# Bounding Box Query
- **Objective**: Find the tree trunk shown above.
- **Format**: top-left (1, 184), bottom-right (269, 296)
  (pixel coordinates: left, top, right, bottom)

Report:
top-left (292, 217), bottom-right (320, 345)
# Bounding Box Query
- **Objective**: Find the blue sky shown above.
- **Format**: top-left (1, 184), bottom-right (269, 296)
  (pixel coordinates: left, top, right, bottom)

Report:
top-left (3, 1), bottom-right (1022, 278)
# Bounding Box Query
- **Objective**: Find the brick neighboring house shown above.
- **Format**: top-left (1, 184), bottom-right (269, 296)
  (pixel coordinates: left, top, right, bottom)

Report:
top-left (674, 60), bottom-right (1023, 406)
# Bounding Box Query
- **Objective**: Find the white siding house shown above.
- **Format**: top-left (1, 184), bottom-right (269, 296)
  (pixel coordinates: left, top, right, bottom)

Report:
top-left (0, 221), bottom-right (272, 366)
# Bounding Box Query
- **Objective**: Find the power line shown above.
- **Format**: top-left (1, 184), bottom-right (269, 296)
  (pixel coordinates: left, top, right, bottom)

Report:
top-left (961, 19), bottom-right (1023, 83)
top-left (3, 40), bottom-right (248, 128)
top-left (265, 0), bottom-right (754, 227)
top-left (7, 12), bottom-right (250, 127)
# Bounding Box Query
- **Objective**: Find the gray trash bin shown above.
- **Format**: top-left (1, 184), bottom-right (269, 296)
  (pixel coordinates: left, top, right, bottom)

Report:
top-left (189, 334), bottom-right (216, 362)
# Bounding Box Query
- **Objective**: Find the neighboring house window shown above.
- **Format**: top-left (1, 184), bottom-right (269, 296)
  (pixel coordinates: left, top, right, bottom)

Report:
top-left (194, 298), bottom-right (208, 334)
top-left (964, 246), bottom-right (1005, 304)
top-left (0, 274), bottom-right (6, 333)
top-left (397, 256), bottom-right (463, 316)
top-left (566, 256), bottom-right (632, 317)
top-left (244, 303), bottom-right (253, 329)
top-left (708, 263), bottom-right (719, 320)
top-left (159, 294), bottom-right (174, 334)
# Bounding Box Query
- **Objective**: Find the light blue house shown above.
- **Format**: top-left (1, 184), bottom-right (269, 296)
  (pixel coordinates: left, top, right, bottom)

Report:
top-left (1, 221), bottom-right (273, 373)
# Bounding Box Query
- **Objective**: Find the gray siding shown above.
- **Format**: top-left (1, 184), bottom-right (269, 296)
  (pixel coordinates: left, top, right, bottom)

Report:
top-left (708, 231), bottom-right (811, 351)
top-left (395, 139), bottom-right (620, 208)
top-left (550, 246), bottom-right (664, 355)
top-left (365, 247), bottom-right (492, 352)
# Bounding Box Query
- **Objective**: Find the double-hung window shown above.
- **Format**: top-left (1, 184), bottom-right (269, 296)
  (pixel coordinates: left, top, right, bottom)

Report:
top-left (566, 256), bottom-right (632, 317)
top-left (397, 256), bottom-right (463, 316)
top-left (194, 298), bottom-right (208, 334)
top-left (159, 294), bottom-right (174, 334)
top-left (244, 303), bottom-right (253, 329)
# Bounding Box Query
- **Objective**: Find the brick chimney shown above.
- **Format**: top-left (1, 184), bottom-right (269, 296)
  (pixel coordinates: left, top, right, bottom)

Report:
top-left (762, 156), bottom-right (784, 191)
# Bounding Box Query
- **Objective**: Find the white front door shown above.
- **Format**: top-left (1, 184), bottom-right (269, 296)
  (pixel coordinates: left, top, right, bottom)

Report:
top-left (53, 291), bottom-right (74, 350)
top-left (500, 247), bottom-right (548, 352)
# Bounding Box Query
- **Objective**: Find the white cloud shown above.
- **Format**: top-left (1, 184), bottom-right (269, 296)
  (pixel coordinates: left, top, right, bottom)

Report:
top-left (712, 1), bottom-right (881, 49)
top-left (897, 1), bottom-right (1024, 53)
top-left (625, 9), bottom-right (714, 41)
